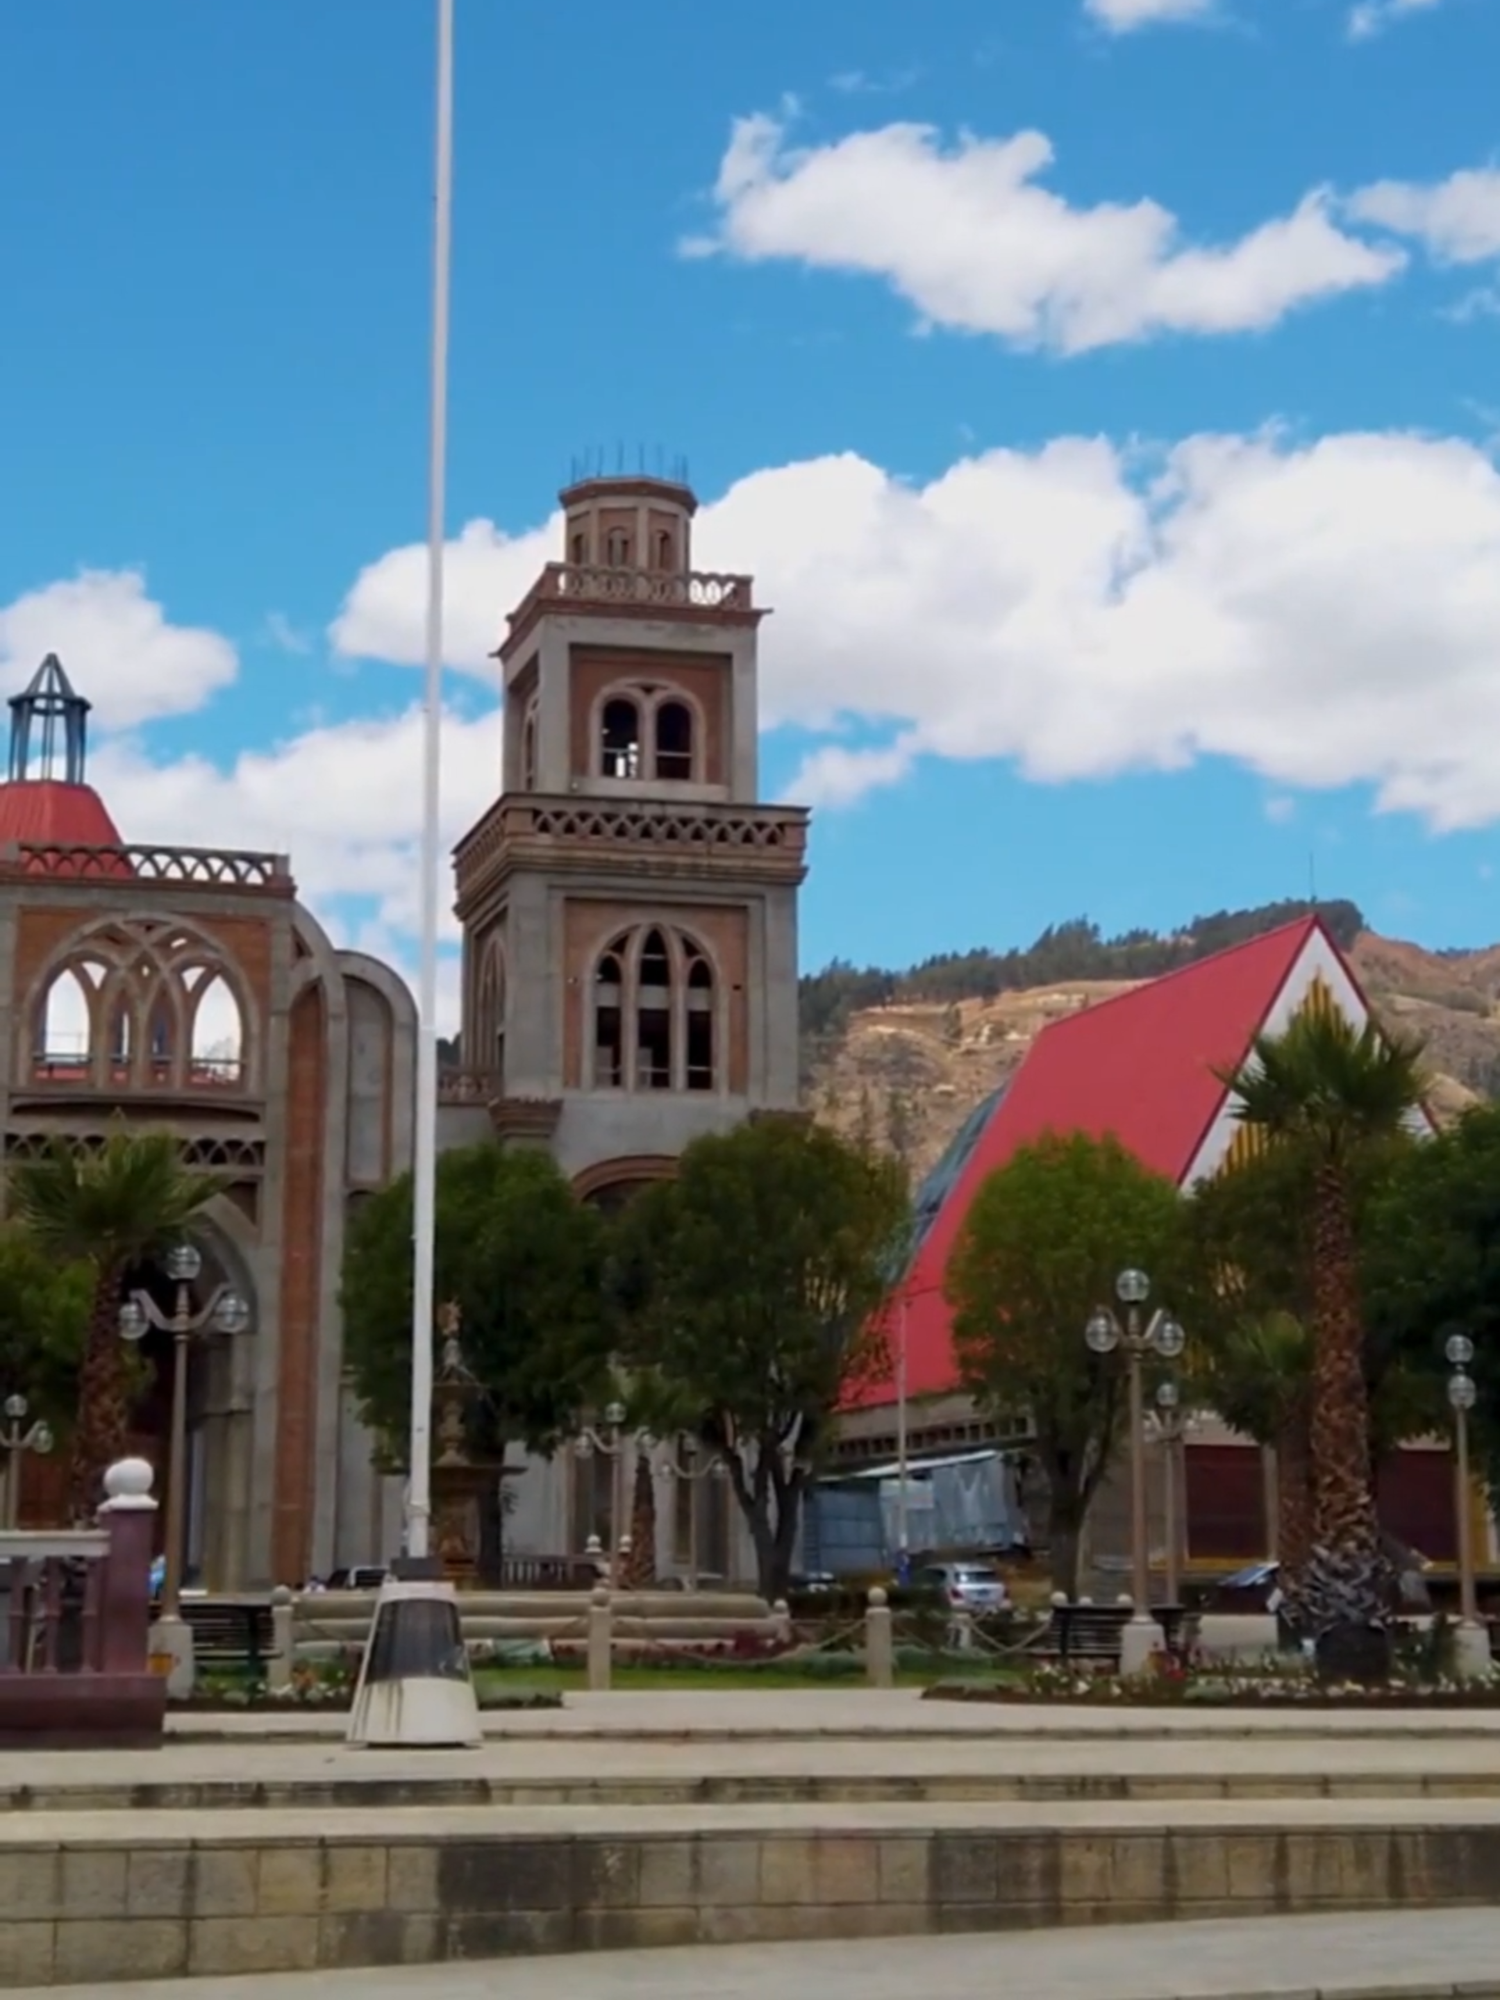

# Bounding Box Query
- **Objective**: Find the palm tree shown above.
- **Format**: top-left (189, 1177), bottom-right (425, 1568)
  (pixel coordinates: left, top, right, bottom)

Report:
top-left (8, 1130), bottom-right (221, 1521)
top-left (1219, 1010), bottom-right (1425, 1666)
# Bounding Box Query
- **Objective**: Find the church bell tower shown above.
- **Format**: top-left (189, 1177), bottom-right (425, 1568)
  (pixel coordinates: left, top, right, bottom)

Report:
top-left (450, 471), bottom-right (808, 1202)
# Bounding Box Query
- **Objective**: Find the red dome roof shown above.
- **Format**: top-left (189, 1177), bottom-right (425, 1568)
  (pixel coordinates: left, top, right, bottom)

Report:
top-left (0, 778), bottom-right (124, 849)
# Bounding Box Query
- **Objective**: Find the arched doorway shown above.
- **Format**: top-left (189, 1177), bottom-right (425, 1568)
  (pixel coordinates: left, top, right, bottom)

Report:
top-left (121, 1224), bottom-right (257, 1590)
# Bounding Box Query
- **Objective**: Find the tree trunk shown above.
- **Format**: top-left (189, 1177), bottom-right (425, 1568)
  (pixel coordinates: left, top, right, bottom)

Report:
top-left (1299, 1160), bottom-right (1389, 1664)
top-left (1276, 1398), bottom-right (1313, 1586)
top-left (66, 1265), bottom-right (130, 1525)
top-left (624, 1451), bottom-right (657, 1588)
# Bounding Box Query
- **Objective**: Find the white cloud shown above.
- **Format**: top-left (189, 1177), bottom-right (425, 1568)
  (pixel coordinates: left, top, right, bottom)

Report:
top-left (91, 703), bottom-right (500, 944)
top-left (1084, 0), bottom-right (1217, 30)
top-left (1347, 167), bottom-right (1500, 265)
top-left (1264, 795), bottom-right (1297, 825)
top-left (331, 427), bottom-right (1500, 839)
top-left (0, 569), bottom-right (237, 728)
top-left (1347, 0), bottom-right (1443, 41)
top-left (686, 114), bottom-right (1404, 354)
top-left (329, 519), bottom-right (550, 675)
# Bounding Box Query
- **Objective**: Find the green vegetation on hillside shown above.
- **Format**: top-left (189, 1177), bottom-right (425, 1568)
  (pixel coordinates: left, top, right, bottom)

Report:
top-left (798, 898), bottom-right (1364, 1083)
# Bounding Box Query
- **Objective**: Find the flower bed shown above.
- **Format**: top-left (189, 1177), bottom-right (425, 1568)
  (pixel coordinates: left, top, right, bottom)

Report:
top-left (925, 1655), bottom-right (1500, 1707)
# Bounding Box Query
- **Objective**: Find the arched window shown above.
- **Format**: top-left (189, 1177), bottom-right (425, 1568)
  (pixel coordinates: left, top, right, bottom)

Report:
top-left (655, 700), bottom-right (694, 782)
top-left (653, 529), bottom-right (674, 571)
top-left (604, 528), bottom-right (632, 568)
top-left (27, 920), bottom-right (253, 1096)
top-left (636, 930), bottom-right (672, 1090)
top-left (476, 935), bottom-right (507, 1087)
top-left (584, 925), bottom-right (718, 1096)
top-left (593, 947), bottom-right (624, 1088)
top-left (600, 698), bottom-right (641, 779)
top-left (685, 948), bottom-right (714, 1092)
top-left (190, 973), bottom-right (244, 1084)
top-left (570, 530), bottom-right (587, 566)
top-left (521, 702), bottom-right (538, 792)
top-left (37, 966), bottom-right (92, 1078)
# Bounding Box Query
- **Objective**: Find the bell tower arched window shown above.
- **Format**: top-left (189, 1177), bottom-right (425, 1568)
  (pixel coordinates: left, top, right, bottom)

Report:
top-left (636, 929), bottom-right (672, 1090)
top-left (592, 949), bottom-right (624, 1087)
top-left (521, 699), bottom-right (539, 792)
top-left (586, 925), bottom-right (719, 1095)
top-left (604, 528), bottom-right (632, 568)
top-left (601, 698), bottom-right (641, 779)
top-left (655, 701), bottom-right (694, 782)
top-left (653, 529), bottom-right (674, 571)
top-left (685, 948), bottom-right (714, 1092)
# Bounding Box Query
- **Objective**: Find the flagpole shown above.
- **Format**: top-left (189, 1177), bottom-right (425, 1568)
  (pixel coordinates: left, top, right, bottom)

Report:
top-left (406, 0), bottom-right (454, 1565)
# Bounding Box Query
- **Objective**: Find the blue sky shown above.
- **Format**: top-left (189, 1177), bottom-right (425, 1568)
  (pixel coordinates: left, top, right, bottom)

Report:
top-left (3, 0), bottom-right (1500, 1015)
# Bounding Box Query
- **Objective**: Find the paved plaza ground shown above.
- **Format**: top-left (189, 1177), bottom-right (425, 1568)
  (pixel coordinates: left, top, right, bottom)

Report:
top-left (11, 1695), bottom-right (1500, 1990)
top-left (12, 1910), bottom-right (1500, 1998)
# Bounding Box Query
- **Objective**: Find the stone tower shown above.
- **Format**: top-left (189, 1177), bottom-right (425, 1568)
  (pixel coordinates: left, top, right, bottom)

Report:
top-left (448, 472), bottom-right (808, 1201)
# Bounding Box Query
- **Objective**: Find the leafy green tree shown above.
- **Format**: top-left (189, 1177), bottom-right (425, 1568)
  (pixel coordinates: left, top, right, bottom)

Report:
top-left (1363, 1103), bottom-right (1500, 1494)
top-left (342, 1144), bottom-right (612, 1477)
top-left (0, 1225), bottom-right (92, 1425)
top-left (1219, 1010), bottom-right (1425, 1652)
top-left (614, 1116), bottom-right (909, 1599)
top-left (946, 1132), bottom-right (1188, 1598)
top-left (9, 1130), bottom-right (223, 1520)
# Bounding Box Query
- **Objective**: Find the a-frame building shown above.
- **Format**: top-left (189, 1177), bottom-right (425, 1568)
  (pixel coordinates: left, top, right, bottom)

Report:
top-left (827, 917), bottom-right (1460, 1575)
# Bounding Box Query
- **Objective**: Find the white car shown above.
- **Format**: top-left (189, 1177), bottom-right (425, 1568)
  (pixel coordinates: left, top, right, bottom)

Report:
top-left (915, 1562), bottom-right (1009, 1613)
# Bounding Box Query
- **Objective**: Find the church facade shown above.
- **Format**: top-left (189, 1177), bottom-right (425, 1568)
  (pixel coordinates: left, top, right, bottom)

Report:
top-left (0, 656), bottom-right (412, 1588)
top-left (439, 472), bottom-right (809, 1575)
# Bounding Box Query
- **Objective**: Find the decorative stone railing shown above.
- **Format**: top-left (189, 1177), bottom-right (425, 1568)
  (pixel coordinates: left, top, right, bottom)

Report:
top-left (0, 842), bottom-right (292, 889)
top-left (455, 795), bottom-right (809, 905)
top-left (437, 1069), bottom-right (500, 1107)
top-left (0, 1458), bottom-right (164, 1746)
top-left (508, 562), bottom-right (756, 632)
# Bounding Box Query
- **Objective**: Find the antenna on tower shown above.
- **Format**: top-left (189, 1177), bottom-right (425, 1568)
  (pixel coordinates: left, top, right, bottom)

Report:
top-left (1308, 849), bottom-right (1318, 906)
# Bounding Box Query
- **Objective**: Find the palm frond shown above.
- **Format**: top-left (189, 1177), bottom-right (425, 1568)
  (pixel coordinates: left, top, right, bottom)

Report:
top-left (1215, 1009), bottom-right (1425, 1160)
top-left (8, 1128), bottom-right (223, 1270)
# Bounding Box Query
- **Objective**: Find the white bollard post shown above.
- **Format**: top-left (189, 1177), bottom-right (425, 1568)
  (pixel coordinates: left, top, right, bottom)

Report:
top-left (588, 1585), bottom-right (613, 1691)
top-left (866, 1586), bottom-right (894, 1689)
top-left (772, 1598), bottom-right (791, 1647)
top-left (268, 1585), bottom-right (295, 1692)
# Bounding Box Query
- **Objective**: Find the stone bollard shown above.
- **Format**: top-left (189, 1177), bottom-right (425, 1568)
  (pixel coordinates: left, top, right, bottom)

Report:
top-left (587, 1585), bottom-right (613, 1691)
top-left (269, 1585), bottom-right (295, 1691)
top-left (772, 1598), bottom-right (791, 1646)
top-left (97, 1459), bottom-right (158, 1675)
top-left (866, 1586), bottom-right (894, 1689)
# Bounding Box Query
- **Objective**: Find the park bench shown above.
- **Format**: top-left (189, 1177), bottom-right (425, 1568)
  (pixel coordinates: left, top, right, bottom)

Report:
top-left (180, 1597), bottom-right (277, 1675)
top-left (498, 1554), bottom-right (600, 1591)
top-left (1043, 1601), bottom-right (1194, 1666)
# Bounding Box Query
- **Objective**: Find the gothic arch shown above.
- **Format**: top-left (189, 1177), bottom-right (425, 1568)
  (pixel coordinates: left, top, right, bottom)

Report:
top-left (585, 921), bottom-right (723, 1095)
top-left (475, 930), bottom-right (507, 1083)
top-left (571, 1154), bottom-right (678, 1209)
top-left (26, 913), bottom-right (258, 1093)
top-left (590, 681), bottom-right (706, 785)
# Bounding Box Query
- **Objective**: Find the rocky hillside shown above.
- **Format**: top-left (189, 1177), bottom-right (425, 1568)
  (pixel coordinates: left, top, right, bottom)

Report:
top-left (802, 904), bottom-right (1500, 1186)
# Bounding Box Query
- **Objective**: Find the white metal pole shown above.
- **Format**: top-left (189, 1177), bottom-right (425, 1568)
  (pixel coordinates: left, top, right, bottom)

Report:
top-left (406, 0), bottom-right (454, 1565)
top-left (895, 1297), bottom-right (909, 1570)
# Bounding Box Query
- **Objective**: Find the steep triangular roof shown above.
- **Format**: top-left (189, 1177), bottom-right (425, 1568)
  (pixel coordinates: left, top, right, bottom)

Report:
top-left (850, 915), bottom-right (1357, 1411)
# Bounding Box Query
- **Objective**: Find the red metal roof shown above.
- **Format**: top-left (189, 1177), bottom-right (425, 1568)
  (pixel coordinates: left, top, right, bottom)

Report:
top-left (0, 779), bottom-right (124, 850)
top-left (851, 917), bottom-right (1326, 1411)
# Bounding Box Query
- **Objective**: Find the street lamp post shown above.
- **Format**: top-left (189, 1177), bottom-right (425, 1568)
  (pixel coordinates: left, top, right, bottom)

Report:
top-left (118, 1244), bottom-right (250, 1650)
top-left (0, 1394), bottom-right (54, 1530)
top-left (1147, 1379), bottom-right (1197, 1610)
top-left (656, 1438), bottom-right (729, 1590)
top-left (1444, 1333), bottom-right (1491, 1678)
top-left (1084, 1267), bottom-right (1186, 1674)
top-left (574, 1402), bottom-right (631, 1588)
